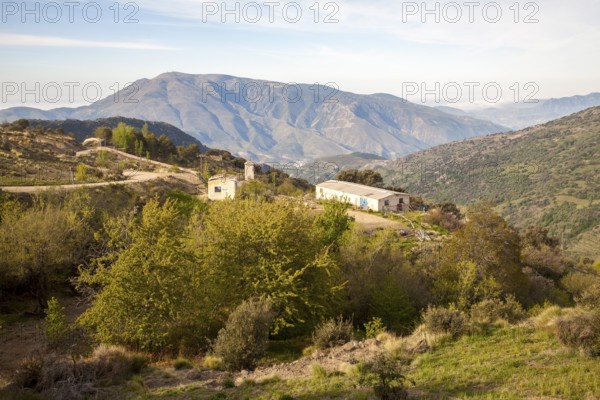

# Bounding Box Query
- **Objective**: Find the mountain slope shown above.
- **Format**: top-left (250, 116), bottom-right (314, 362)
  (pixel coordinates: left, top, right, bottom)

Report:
top-left (26, 117), bottom-right (205, 148)
top-left (0, 72), bottom-right (507, 162)
top-left (370, 107), bottom-right (600, 260)
top-left (438, 93), bottom-right (600, 130)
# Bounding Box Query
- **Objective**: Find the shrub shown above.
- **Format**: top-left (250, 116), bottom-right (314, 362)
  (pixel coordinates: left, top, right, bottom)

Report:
top-left (13, 345), bottom-right (147, 398)
top-left (13, 354), bottom-right (44, 389)
top-left (365, 353), bottom-right (413, 400)
top-left (365, 317), bottom-right (387, 339)
top-left (422, 306), bottom-right (466, 338)
top-left (302, 345), bottom-right (317, 357)
top-left (339, 362), bottom-right (367, 380)
top-left (555, 312), bottom-right (600, 356)
top-left (202, 355), bottom-right (224, 370)
top-left (312, 316), bottom-right (354, 349)
top-left (576, 282), bottom-right (600, 310)
top-left (173, 357), bottom-right (194, 370)
top-left (41, 297), bottom-right (69, 349)
top-left (311, 362), bottom-right (328, 379)
top-left (75, 163), bottom-right (88, 182)
top-left (222, 377), bottom-right (235, 388)
top-left (470, 296), bottom-right (525, 325)
top-left (213, 298), bottom-right (274, 372)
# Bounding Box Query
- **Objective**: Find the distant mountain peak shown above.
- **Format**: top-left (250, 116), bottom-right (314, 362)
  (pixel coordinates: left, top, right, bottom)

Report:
top-left (0, 72), bottom-right (507, 162)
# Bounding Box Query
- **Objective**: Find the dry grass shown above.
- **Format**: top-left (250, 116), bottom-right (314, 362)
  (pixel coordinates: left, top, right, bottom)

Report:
top-left (12, 345), bottom-right (147, 400)
top-left (377, 325), bottom-right (452, 359)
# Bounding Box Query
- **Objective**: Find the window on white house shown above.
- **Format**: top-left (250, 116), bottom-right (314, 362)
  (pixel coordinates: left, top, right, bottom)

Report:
top-left (214, 186), bottom-right (221, 193)
top-left (384, 200), bottom-right (390, 206)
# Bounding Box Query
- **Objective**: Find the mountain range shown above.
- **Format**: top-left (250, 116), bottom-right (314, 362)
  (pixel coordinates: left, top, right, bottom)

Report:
top-left (368, 107), bottom-right (600, 260)
top-left (437, 93), bottom-right (600, 130)
top-left (0, 72), bottom-right (507, 162)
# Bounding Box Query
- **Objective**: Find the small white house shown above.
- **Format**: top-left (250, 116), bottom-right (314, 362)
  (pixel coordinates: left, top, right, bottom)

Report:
top-left (208, 174), bottom-right (241, 200)
top-left (207, 161), bottom-right (256, 201)
top-left (316, 180), bottom-right (410, 212)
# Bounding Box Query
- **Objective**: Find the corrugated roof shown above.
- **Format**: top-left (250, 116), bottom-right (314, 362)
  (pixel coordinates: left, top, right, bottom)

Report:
top-left (316, 180), bottom-right (407, 200)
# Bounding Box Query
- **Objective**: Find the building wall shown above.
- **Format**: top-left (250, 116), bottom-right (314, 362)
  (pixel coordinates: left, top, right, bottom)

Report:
top-left (208, 179), bottom-right (238, 200)
top-left (316, 186), bottom-right (410, 212)
top-left (316, 187), bottom-right (381, 211)
top-left (379, 194), bottom-right (410, 212)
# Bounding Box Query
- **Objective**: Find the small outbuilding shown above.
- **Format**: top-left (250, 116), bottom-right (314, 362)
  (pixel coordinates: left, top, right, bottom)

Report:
top-left (207, 161), bottom-right (256, 201)
top-left (316, 180), bottom-right (410, 212)
top-left (208, 174), bottom-right (241, 200)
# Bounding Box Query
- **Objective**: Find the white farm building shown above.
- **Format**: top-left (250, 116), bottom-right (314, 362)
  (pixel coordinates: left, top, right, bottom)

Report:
top-left (316, 180), bottom-right (410, 212)
top-left (207, 161), bottom-right (255, 201)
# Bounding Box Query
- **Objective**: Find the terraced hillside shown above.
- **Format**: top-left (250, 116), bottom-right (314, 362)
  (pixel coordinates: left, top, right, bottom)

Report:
top-left (371, 107), bottom-right (600, 260)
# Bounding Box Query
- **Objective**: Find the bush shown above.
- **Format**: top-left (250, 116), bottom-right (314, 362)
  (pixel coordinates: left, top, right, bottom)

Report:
top-left (202, 355), bottom-right (224, 370)
top-left (13, 345), bottom-right (147, 399)
top-left (365, 317), bottom-right (387, 339)
top-left (311, 362), bottom-right (328, 379)
top-left (576, 282), bottom-right (600, 310)
top-left (222, 377), bottom-right (235, 388)
top-left (470, 296), bottom-right (525, 325)
top-left (173, 357), bottom-right (194, 370)
top-left (41, 297), bottom-right (69, 349)
top-left (366, 353), bottom-right (413, 400)
top-left (312, 317), bottom-right (354, 349)
top-left (555, 312), bottom-right (600, 356)
top-left (422, 306), bottom-right (466, 338)
top-left (213, 298), bottom-right (274, 372)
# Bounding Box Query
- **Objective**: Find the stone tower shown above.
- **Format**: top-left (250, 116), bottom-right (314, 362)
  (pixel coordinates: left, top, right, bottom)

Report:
top-left (244, 161), bottom-right (255, 181)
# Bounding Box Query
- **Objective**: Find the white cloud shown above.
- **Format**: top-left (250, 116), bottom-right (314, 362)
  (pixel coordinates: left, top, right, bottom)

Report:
top-left (0, 33), bottom-right (178, 50)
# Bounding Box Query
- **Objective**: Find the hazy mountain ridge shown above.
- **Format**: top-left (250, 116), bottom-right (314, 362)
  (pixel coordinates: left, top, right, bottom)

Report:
top-left (0, 72), bottom-right (507, 162)
top-left (369, 107), bottom-right (600, 260)
top-left (437, 93), bottom-right (600, 130)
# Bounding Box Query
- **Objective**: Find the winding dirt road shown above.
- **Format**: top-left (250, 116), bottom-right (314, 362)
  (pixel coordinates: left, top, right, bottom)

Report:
top-left (1, 147), bottom-right (201, 193)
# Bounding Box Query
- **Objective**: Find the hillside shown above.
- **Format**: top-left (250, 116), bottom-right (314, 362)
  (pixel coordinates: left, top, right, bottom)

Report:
top-left (0, 126), bottom-right (85, 186)
top-left (370, 107), bottom-right (600, 260)
top-left (23, 117), bottom-right (205, 148)
top-left (0, 72), bottom-right (507, 162)
top-left (437, 92), bottom-right (600, 130)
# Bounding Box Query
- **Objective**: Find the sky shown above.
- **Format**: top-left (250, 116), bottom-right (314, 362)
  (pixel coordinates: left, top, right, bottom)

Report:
top-left (1, 0), bottom-right (599, 109)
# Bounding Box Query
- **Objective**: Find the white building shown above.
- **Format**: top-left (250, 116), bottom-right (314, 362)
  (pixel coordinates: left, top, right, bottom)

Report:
top-left (316, 180), bottom-right (410, 212)
top-left (207, 161), bottom-right (256, 201)
top-left (208, 174), bottom-right (241, 200)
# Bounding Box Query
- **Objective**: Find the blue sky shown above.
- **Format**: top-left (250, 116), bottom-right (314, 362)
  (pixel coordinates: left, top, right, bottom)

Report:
top-left (1, 0), bottom-right (599, 109)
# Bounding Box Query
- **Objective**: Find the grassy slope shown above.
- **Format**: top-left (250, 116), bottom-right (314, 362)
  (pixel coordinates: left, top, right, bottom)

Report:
top-left (110, 326), bottom-right (600, 400)
top-left (0, 128), bottom-right (83, 185)
top-left (372, 107), bottom-right (600, 260)
top-left (410, 326), bottom-right (600, 399)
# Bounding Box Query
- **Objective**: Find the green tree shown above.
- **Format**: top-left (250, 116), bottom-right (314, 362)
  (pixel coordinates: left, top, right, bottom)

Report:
top-left (157, 134), bottom-right (177, 160)
top-left (78, 199), bottom-right (206, 352)
top-left (42, 297), bottom-right (69, 348)
top-left (134, 139), bottom-right (144, 158)
top-left (338, 228), bottom-right (422, 332)
top-left (0, 193), bottom-right (94, 309)
top-left (192, 199), bottom-right (344, 334)
top-left (315, 200), bottom-right (352, 249)
top-left (94, 126), bottom-right (112, 143)
top-left (337, 169), bottom-right (383, 187)
top-left (434, 202), bottom-right (528, 306)
top-left (112, 123), bottom-right (136, 152)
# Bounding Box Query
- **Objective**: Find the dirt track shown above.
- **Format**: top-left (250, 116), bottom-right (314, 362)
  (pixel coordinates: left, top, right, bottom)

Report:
top-left (0, 170), bottom-right (176, 193)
